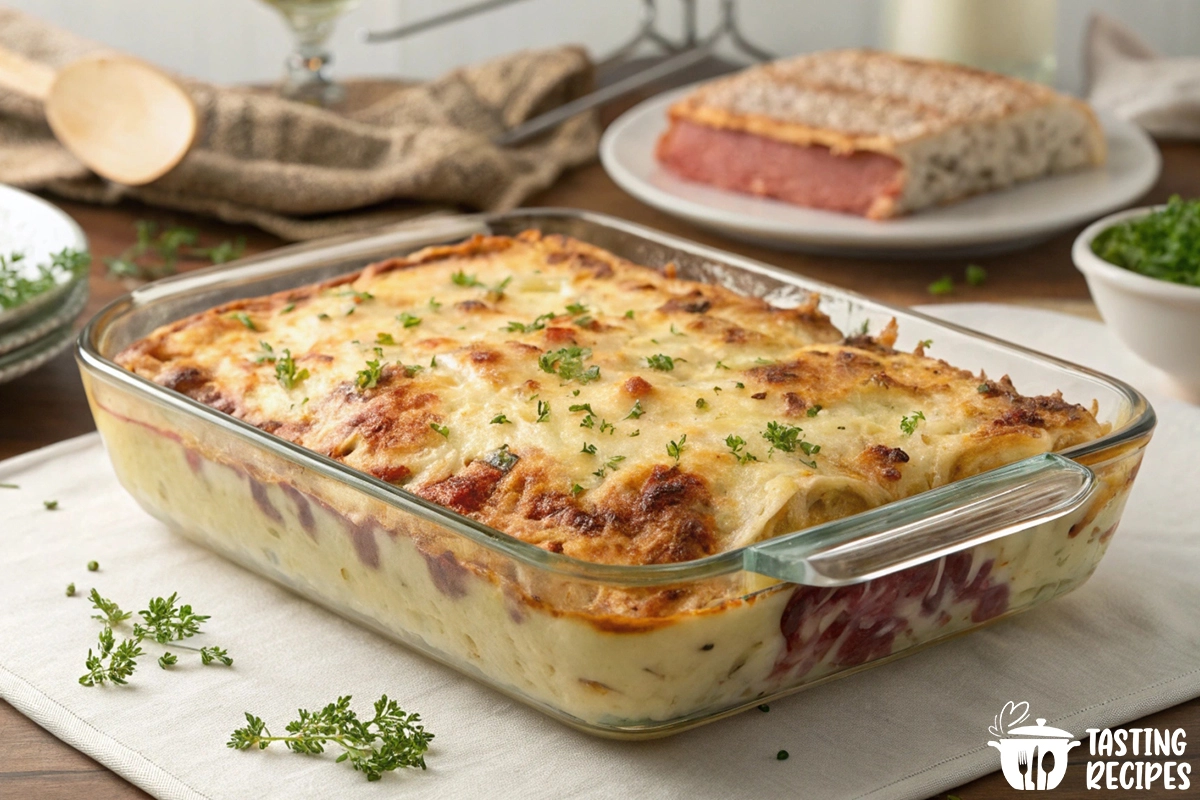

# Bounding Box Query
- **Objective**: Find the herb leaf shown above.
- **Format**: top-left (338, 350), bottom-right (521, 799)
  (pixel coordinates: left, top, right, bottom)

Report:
top-left (900, 411), bottom-right (926, 436)
top-left (227, 695), bottom-right (433, 782)
top-left (275, 349), bottom-right (309, 390)
top-left (538, 347), bottom-right (600, 384)
top-left (646, 354), bottom-right (675, 371)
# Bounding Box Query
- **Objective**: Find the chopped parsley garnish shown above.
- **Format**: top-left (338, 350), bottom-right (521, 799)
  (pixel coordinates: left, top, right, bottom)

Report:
top-left (280, 303), bottom-right (295, 314)
top-left (579, 413), bottom-right (595, 429)
top-left (487, 276), bottom-right (512, 299)
top-left (858, 320), bottom-right (870, 335)
top-left (88, 561), bottom-right (99, 572)
top-left (761, 421), bottom-right (820, 461)
top-left (355, 348), bottom-right (385, 390)
top-left (715, 360), bottom-right (730, 370)
top-left (927, 276), bottom-right (954, 296)
top-left (339, 289), bottom-right (373, 303)
top-left (624, 310), bottom-right (634, 319)
top-left (670, 324), bottom-right (685, 336)
top-left (695, 398), bottom-right (709, 410)
top-left (807, 405), bottom-right (822, 417)
top-left (535, 400), bottom-right (550, 423)
top-left (44, 500), bottom-right (58, 510)
top-left (397, 312), bottom-right (422, 328)
top-left (230, 312), bottom-right (257, 331)
top-left (402, 364), bottom-right (423, 378)
top-left (754, 357), bottom-right (774, 365)
top-left (900, 411), bottom-right (926, 435)
top-left (569, 403), bottom-right (594, 415)
top-left (375, 332), bottom-right (396, 345)
top-left (573, 315), bottom-right (594, 328)
top-left (451, 270), bottom-right (482, 287)
top-left (538, 346), bottom-right (600, 384)
top-left (1091, 196), bottom-right (1200, 286)
top-left (490, 414), bottom-right (511, 425)
top-left (965, 264), bottom-right (988, 286)
top-left (430, 356), bottom-right (438, 368)
top-left (565, 301), bottom-right (588, 315)
top-left (977, 383), bottom-right (990, 393)
top-left (484, 445), bottom-right (519, 472)
top-left (646, 354), bottom-right (675, 371)
top-left (571, 483), bottom-right (585, 496)
top-left (254, 341), bottom-right (276, 363)
top-left (735, 382), bottom-right (745, 389)
top-left (628, 429), bottom-right (640, 437)
top-left (317, 313), bottom-right (331, 321)
top-left (591, 454), bottom-right (626, 479)
top-left (66, 583), bottom-right (75, 597)
top-left (275, 349), bottom-right (309, 390)
top-left (581, 442), bottom-right (597, 455)
top-left (429, 423), bottom-right (450, 439)
top-left (428, 297), bottom-right (442, 310)
top-left (666, 434), bottom-right (687, 462)
top-left (725, 435), bottom-right (758, 464)
top-left (599, 419), bottom-right (615, 435)
top-left (507, 313), bottom-right (555, 333)
top-left (624, 400), bottom-right (644, 420)
top-left (918, 339), bottom-right (933, 349)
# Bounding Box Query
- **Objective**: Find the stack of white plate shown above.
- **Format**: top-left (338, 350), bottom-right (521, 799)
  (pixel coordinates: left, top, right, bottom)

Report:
top-left (0, 186), bottom-right (89, 386)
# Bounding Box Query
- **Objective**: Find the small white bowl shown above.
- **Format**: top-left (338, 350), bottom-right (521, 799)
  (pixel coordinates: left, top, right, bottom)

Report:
top-left (1074, 205), bottom-right (1200, 401)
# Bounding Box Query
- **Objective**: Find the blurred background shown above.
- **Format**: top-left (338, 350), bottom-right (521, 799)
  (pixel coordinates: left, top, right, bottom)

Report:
top-left (10, 0), bottom-right (1198, 94)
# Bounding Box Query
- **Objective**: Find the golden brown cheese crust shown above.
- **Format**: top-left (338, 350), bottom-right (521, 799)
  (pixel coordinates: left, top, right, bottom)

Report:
top-left (117, 232), bottom-right (1105, 567)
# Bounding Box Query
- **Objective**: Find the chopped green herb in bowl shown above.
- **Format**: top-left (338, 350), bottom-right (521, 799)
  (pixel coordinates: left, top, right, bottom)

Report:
top-left (1090, 196), bottom-right (1200, 287)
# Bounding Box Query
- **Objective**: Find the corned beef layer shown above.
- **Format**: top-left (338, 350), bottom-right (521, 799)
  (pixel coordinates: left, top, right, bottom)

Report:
top-left (655, 120), bottom-right (904, 217)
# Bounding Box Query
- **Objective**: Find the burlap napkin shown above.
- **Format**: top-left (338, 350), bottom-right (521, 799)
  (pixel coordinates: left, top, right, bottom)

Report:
top-left (0, 8), bottom-right (600, 240)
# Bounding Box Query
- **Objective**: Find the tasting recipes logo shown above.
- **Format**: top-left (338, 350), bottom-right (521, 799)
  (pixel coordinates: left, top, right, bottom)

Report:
top-left (986, 701), bottom-right (1191, 792)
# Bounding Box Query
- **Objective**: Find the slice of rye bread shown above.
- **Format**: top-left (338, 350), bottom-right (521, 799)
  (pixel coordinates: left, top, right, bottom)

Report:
top-left (656, 49), bottom-right (1107, 219)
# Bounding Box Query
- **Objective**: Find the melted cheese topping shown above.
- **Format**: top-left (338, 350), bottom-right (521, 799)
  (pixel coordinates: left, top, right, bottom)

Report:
top-left (117, 232), bottom-right (1104, 566)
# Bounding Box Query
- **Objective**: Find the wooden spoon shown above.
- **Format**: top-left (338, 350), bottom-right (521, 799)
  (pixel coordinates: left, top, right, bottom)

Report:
top-left (0, 47), bottom-right (196, 186)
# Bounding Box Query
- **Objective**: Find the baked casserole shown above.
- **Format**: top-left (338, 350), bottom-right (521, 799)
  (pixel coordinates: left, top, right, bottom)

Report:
top-left (92, 226), bottom-right (1144, 733)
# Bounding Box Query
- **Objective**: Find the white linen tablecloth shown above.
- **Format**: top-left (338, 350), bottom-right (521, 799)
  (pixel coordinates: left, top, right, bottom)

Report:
top-left (1, 304), bottom-right (1198, 800)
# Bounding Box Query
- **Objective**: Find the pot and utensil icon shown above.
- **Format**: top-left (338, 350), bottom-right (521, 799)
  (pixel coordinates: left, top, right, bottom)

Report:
top-left (988, 702), bottom-right (1080, 791)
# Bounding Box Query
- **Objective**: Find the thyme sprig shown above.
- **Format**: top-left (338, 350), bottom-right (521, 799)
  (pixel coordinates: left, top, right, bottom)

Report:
top-left (79, 590), bottom-right (231, 686)
top-left (228, 695), bottom-right (433, 782)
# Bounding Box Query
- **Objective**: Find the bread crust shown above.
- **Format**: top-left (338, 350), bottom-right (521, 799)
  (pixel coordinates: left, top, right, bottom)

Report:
top-left (662, 49), bottom-right (1107, 218)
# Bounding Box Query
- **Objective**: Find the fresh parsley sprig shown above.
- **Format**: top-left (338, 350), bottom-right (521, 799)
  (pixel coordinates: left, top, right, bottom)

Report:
top-left (0, 248), bottom-right (90, 310)
top-left (228, 695), bottom-right (433, 782)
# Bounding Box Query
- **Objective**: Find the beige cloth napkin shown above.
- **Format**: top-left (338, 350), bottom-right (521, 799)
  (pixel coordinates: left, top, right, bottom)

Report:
top-left (0, 8), bottom-right (600, 240)
top-left (1, 305), bottom-right (1198, 800)
top-left (1085, 12), bottom-right (1200, 140)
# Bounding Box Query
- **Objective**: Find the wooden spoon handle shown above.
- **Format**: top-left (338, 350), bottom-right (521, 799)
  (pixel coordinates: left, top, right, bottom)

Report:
top-left (0, 46), bottom-right (55, 101)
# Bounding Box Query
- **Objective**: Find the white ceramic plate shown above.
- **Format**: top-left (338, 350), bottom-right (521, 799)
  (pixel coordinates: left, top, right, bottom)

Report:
top-left (600, 87), bottom-right (1163, 257)
top-left (0, 320), bottom-right (74, 387)
top-left (0, 277), bottom-right (88, 357)
top-left (0, 184), bottom-right (88, 331)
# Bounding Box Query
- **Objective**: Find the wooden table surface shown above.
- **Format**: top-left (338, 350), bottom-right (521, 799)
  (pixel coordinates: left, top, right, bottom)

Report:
top-left (2, 143), bottom-right (1198, 800)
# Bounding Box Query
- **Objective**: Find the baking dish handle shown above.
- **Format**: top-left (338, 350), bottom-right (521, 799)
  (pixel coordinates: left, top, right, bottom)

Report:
top-left (742, 453), bottom-right (1096, 587)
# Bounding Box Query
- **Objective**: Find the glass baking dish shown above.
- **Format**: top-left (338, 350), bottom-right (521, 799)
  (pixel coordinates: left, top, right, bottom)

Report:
top-left (76, 209), bottom-right (1155, 738)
